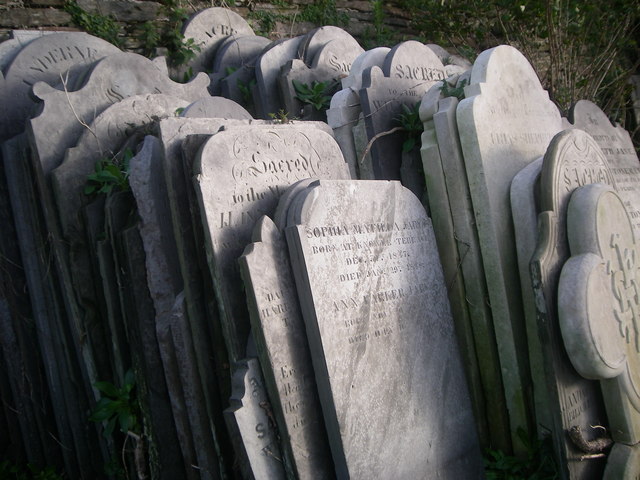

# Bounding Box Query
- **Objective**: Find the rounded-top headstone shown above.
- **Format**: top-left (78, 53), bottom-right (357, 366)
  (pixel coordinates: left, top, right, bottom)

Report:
top-left (342, 47), bottom-right (390, 90)
top-left (212, 34), bottom-right (270, 74)
top-left (0, 32), bottom-right (120, 141)
top-left (297, 26), bottom-right (359, 65)
top-left (310, 37), bottom-right (364, 78)
top-left (180, 96), bottom-right (252, 119)
top-left (382, 40), bottom-right (446, 82)
top-left (182, 7), bottom-right (254, 73)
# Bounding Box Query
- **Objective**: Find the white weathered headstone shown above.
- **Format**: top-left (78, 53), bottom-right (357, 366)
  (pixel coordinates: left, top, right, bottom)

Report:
top-left (285, 179), bottom-right (484, 478)
top-left (457, 45), bottom-right (563, 450)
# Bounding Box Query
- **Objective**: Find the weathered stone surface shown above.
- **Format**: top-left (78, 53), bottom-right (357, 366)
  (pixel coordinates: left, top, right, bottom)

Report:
top-left (194, 125), bottom-right (350, 362)
top-left (27, 51), bottom-right (209, 176)
top-left (569, 100), bottom-right (640, 234)
top-left (240, 215), bottom-right (333, 479)
top-left (180, 96), bottom-right (252, 119)
top-left (420, 84), bottom-right (510, 450)
top-left (521, 129), bottom-right (614, 478)
top-left (327, 88), bottom-right (360, 178)
top-left (0, 30), bottom-right (55, 72)
top-left (285, 179), bottom-right (484, 478)
top-left (224, 357), bottom-right (286, 480)
top-left (181, 7), bottom-right (254, 74)
top-left (560, 183), bottom-right (640, 445)
top-left (219, 61), bottom-right (258, 115)
top-left (297, 26), bottom-right (360, 65)
top-left (341, 46), bottom-right (389, 90)
top-left (253, 36), bottom-right (303, 118)
top-left (457, 45), bottom-right (563, 451)
top-left (209, 34), bottom-right (269, 94)
top-left (0, 32), bottom-right (120, 141)
top-left (360, 64), bottom-right (442, 180)
top-left (603, 442), bottom-right (640, 479)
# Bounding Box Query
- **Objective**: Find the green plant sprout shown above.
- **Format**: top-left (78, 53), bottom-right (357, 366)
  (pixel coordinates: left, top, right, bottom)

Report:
top-left (89, 369), bottom-right (139, 438)
top-left (84, 148), bottom-right (133, 197)
top-left (292, 79), bottom-right (336, 111)
top-left (395, 102), bottom-right (423, 153)
top-left (439, 78), bottom-right (468, 101)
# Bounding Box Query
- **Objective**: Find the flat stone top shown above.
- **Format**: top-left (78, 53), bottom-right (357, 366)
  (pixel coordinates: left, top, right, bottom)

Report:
top-left (0, 32), bottom-right (120, 141)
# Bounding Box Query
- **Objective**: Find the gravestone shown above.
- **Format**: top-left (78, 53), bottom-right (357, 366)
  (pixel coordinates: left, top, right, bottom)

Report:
top-left (0, 32), bottom-right (120, 141)
top-left (240, 215), bottom-right (333, 479)
top-left (457, 45), bottom-right (563, 451)
top-left (194, 125), bottom-right (350, 362)
top-left (181, 7), bottom-right (254, 75)
top-left (341, 47), bottom-right (389, 90)
top-left (559, 184), bottom-right (640, 446)
top-left (360, 41), bottom-right (446, 180)
top-left (420, 83), bottom-right (504, 448)
top-left (219, 60), bottom-right (259, 115)
top-left (129, 136), bottom-right (221, 479)
top-left (180, 96), bottom-right (252, 119)
top-left (209, 34), bottom-right (269, 94)
top-left (297, 26), bottom-right (358, 65)
top-left (569, 100), bottom-right (640, 233)
top-left (603, 443), bottom-right (640, 479)
top-left (0, 30), bottom-right (55, 72)
top-left (225, 357), bottom-right (286, 480)
top-left (284, 179), bottom-right (484, 478)
top-left (253, 36), bottom-right (304, 118)
top-left (27, 51), bottom-right (209, 176)
top-left (327, 88), bottom-right (361, 178)
top-left (520, 129), bottom-right (613, 478)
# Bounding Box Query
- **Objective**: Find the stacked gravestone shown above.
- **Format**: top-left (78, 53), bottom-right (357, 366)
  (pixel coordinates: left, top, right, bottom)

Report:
top-left (419, 74), bottom-right (501, 448)
top-left (513, 129), bottom-right (613, 478)
top-left (283, 179), bottom-right (484, 478)
top-left (180, 7), bottom-right (254, 78)
top-left (209, 34), bottom-right (270, 97)
top-left (0, 32), bottom-right (122, 476)
top-left (360, 41), bottom-right (446, 182)
top-left (278, 27), bottom-right (363, 121)
top-left (559, 183), bottom-right (640, 477)
top-left (456, 45), bottom-right (563, 452)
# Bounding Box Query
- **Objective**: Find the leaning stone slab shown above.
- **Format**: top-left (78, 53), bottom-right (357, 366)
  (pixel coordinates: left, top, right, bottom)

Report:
top-left (297, 26), bottom-right (360, 66)
top-left (240, 215), bottom-right (333, 479)
top-left (457, 45), bottom-right (563, 451)
top-left (360, 58), bottom-right (444, 180)
top-left (0, 32), bottom-right (120, 141)
top-left (209, 34), bottom-right (269, 94)
top-left (341, 47), bottom-right (389, 90)
top-left (327, 88), bottom-right (361, 178)
top-left (193, 125), bottom-right (350, 362)
top-left (559, 184), bottom-right (640, 445)
top-left (523, 129), bottom-right (613, 478)
top-left (568, 100), bottom-right (640, 235)
top-left (224, 357), bottom-right (286, 480)
top-left (285, 179), bottom-right (484, 478)
top-left (0, 30), bottom-right (56, 72)
top-left (603, 442), bottom-right (640, 479)
top-left (420, 86), bottom-right (505, 448)
top-left (254, 36), bottom-right (304, 118)
top-left (27, 51), bottom-right (209, 176)
top-left (180, 96), bottom-right (252, 119)
top-left (181, 7), bottom-right (254, 74)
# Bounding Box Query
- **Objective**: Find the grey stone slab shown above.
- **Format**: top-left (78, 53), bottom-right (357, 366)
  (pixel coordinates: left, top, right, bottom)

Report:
top-left (603, 442), bottom-right (640, 479)
top-left (382, 40), bottom-right (447, 81)
top-left (341, 47), bottom-right (389, 90)
top-left (254, 36), bottom-right (304, 118)
top-left (181, 7), bottom-right (254, 74)
top-left (115, 213), bottom-right (186, 480)
top-left (560, 183), bottom-right (640, 445)
top-left (0, 30), bottom-right (56, 73)
top-left (26, 51), bottom-right (209, 176)
top-left (360, 64), bottom-right (443, 180)
top-left (129, 136), bottom-right (220, 479)
top-left (457, 45), bottom-right (563, 451)
top-left (193, 126), bottom-right (350, 362)
top-left (351, 113), bottom-right (373, 179)
top-left (2, 135), bottom-right (105, 477)
top-left (419, 89), bottom-right (508, 449)
top-left (568, 100), bottom-right (640, 234)
top-left (224, 357), bottom-right (286, 480)
top-left (284, 179), bottom-right (483, 479)
top-left (0, 32), bottom-right (120, 142)
top-left (180, 96), bottom-right (252, 119)
top-left (240, 215), bottom-right (333, 479)
top-left (426, 43), bottom-right (472, 77)
top-left (523, 129), bottom-right (614, 478)
top-left (297, 26), bottom-right (360, 66)
top-left (210, 35), bottom-right (270, 94)
top-left (219, 61), bottom-right (258, 115)
top-left (327, 88), bottom-right (361, 178)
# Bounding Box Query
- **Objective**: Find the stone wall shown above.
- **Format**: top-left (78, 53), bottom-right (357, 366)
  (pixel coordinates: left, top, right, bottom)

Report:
top-left (0, 0), bottom-right (418, 50)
